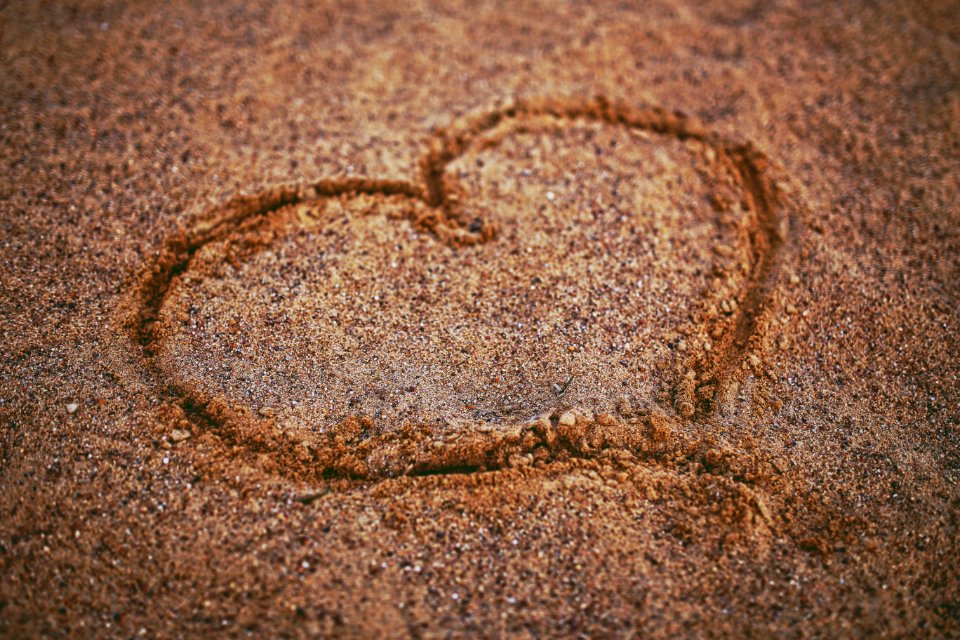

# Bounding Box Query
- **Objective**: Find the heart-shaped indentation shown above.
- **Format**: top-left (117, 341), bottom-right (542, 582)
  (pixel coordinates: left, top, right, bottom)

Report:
top-left (127, 97), bottom-right (785, 482)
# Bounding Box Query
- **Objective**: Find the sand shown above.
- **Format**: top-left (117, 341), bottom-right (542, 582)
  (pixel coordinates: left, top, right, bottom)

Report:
top-left (1, 1), bottom-right (958, 637)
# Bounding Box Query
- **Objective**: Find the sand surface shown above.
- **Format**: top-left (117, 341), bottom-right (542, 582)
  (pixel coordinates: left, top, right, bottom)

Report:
top-left (1, 1), bottom-right (959, 637)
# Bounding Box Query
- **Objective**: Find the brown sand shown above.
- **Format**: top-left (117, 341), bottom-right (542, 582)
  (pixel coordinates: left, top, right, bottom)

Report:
top-left (1, 1), bottom-right (958, 637)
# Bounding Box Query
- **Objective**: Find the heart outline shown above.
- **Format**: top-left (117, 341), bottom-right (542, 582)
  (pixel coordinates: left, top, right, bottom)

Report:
top-left (124, 95), bottom-right (789, 482)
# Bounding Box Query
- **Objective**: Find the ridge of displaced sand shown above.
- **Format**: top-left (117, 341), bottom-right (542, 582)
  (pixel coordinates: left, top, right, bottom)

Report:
top-left (120, 95), bottom-right (795, 484)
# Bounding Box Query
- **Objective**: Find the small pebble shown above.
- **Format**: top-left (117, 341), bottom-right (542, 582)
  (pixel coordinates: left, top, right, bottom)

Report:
top-left (66, 403), bottom-right (78, 414)
top-left (170, 429), bottom-right (191, 443)
top-left (558, 411), bottom-right (576, 426)
top-left (754, 496), bottom-right (772, 523)
top-left (714, 244), bottom-right (734, 257)
top-left (508, 453), bottom-right (533, 467)
top-left (504, 428), bottom-right (523, 443)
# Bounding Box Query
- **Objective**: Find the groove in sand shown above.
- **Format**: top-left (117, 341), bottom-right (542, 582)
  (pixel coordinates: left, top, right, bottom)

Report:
top-left (124, 95), bottom-right (789, 483)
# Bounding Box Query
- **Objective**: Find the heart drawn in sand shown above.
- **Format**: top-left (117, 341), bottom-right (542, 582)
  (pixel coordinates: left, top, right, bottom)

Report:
top-left (127, 96), bottom-right (790, 483)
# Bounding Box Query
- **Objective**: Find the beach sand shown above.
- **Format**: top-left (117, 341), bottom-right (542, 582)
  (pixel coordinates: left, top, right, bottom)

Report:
top-left (1, 1), bottom-right (958, 636)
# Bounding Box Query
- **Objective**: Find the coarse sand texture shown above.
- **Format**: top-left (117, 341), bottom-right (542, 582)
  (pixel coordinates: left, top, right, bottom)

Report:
top-left (1, 1), bottom-right (958, 637)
